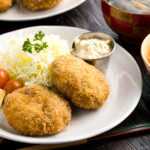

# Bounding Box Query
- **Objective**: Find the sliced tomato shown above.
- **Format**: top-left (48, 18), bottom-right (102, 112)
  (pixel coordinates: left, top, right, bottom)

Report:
top-left (0, 69), bottom-right (9, 88)
top-left (3, 80), bottom-right (23, 94)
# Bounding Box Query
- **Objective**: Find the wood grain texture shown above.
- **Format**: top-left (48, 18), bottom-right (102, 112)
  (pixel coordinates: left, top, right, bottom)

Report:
top-left (17, 140), bottom-right (87, 150)
top-left (0, 0), bottom-right (150, 150)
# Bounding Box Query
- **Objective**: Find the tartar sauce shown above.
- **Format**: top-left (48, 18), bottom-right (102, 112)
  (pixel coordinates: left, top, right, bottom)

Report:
top-left (74, 38), bottom-right (111, 59)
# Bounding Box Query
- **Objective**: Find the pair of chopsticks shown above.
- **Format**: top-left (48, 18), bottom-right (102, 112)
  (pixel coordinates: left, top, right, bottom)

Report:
top-left (18, 122), bottom-right (150, 150)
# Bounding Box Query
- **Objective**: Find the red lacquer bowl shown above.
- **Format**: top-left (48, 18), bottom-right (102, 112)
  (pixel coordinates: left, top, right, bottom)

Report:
top-left (101, 0), bottom-right (150, 44)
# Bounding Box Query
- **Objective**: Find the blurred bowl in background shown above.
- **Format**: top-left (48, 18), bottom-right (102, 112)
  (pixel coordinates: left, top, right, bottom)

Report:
top-left (101, 0), bottom-right (150, 44)
top-left (141, 34), bottom-right (150, 73)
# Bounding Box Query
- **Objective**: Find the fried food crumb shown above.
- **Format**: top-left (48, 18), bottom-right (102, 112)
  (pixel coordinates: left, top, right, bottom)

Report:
top-left (3, 85), bottom-right (71, 136)
top-left (21, 0), bottom-right (62, 11)
top-left (0, 0), bottom-right (14, 12)
top-left (51, 56), bottom-right (109, 109)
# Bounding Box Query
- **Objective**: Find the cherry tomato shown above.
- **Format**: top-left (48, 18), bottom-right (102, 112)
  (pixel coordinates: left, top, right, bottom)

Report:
top-left (0, 69), bottom-right (9, 88)
top-left (3, 80), bottom-right (23, 94)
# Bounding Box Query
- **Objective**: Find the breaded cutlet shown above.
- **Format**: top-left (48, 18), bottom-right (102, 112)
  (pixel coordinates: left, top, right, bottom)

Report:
top-left (51, 55), bottom-right (109, 109)
top-left (3, 85), bottom-right (71, 136)
top-left (21, 0), bottom-right (62, 11)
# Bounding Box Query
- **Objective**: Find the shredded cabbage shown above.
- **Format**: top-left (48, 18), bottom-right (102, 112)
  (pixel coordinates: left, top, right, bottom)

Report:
top-left (0, 34), bottom-right (72, 87)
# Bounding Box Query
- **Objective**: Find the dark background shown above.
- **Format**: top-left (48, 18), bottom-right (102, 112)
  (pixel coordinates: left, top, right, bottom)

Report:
top-left (0, 0), bottom-right (150, 149)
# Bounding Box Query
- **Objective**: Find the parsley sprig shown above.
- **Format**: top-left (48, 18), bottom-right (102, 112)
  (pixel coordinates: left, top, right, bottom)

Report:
top-left (23, 31), bottom-right (48, 53)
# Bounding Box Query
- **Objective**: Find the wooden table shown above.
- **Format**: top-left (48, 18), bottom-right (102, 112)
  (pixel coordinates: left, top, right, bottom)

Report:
top-left (0, 0), bottom-right (150, 149)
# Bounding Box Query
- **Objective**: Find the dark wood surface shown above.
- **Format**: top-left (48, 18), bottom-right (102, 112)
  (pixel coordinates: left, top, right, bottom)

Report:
top-left (0, 0), bottom-right (150, 149)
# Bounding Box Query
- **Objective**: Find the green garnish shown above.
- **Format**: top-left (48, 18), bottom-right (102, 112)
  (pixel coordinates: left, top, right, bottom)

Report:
top-left (23, 31), bottom-right (48, 53)
top-left (34, 31), bottom-right (45, 42)
top-left (23, 38), bottom-right (32, 53)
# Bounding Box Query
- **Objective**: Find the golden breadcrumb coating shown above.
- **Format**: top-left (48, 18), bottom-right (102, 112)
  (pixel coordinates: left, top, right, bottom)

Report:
top-left (3, 85), bottom-right (71, 136)
top-left (51, 56), bottom-right (109, 109)
top-left (0, 0), bottom-right (13, 12)
top-left (21, 0), bottom-right (62, 11)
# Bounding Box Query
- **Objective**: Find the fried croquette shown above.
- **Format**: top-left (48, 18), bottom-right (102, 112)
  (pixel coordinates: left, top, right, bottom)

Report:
top-left (51, 56), bottom-right (109, 109)
top-left (3, 85), bottom-right (71, 136)
top-left (21, 0), bottom-right (62, 11)
top-left (0, 0), bottom-right (13, 12)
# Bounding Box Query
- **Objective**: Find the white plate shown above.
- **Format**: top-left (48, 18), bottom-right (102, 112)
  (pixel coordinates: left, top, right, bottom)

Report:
top-left (0, 26), bottom-right (142, 144)
top-left (0, 0), bottom-right (86, 21)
